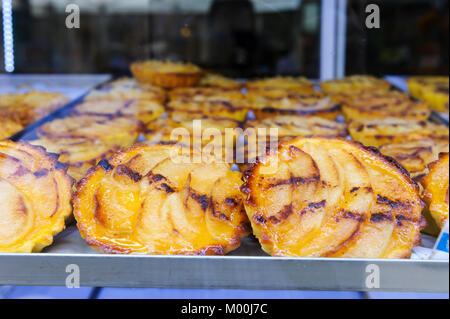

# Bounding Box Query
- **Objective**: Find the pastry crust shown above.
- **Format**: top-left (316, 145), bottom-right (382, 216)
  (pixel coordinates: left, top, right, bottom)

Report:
top-left (241, 137), bottom-right (425, 258)
top-left (341, 91), bottom-right (430, 121)
top-left (74, 143), bottom-right (250, 254)
top-left (0, 140), bottom-right (73, 252)
top-left (348, 118), bottom-right (449, 148)
top-left (131, 60), bottom-right (204, 88)
top-left (420, 152), bottom-right (449, 229)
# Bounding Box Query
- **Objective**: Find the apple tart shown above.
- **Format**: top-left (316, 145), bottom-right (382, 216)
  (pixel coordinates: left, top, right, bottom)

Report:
top-left (131, 60), bottom-right (204, 88)
top-left (144, 113), bottom-right (239, 163)
top-left (85, 78), bottom-right (166, 103)
top-left (407, 76), bottom-right (449, 112)
top-left (0, 140), bottom-right (73, 252)
top-left (199, 73), bottom-right (242, 89)
top-left (37, 115), bottom-right (142, 147)
top-left (1, 120), bottom-right (24, 140)
top-left (74, 143), bottom-right (250, 254)
top-left (341, 91), bottom-right (430, 121)
top-left (0, 91), bottom-right (69, 126)
top-left (241, 137), bottom-right (425, 258)
top-left (379, 139), bottom-right (449, 180)
top-left (73, 99), bottom-right (164, 124)
top-left (420, 153), bottom-right (449, 229)
top-left (320, 75), bottom-right (391, 104)
top-left (246, 89), bottom-right (340, 120)
top-left (348, 118), bottom-right (449, 148)
top-left (246, 76), bottom-right (314, 91)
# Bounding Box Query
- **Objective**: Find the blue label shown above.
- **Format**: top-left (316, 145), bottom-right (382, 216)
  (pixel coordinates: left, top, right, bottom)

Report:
top-left (436, 233), bottom-right (449, 253)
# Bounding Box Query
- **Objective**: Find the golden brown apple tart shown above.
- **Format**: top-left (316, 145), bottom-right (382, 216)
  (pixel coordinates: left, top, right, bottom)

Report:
top-left (0, 140), bottom-right (73, 252)
top-left (241, 137), bottom-right (425, 258)
top-left (244, 115), bottom-right (347, 140)
top-left (320, 75), bottom-right (391, 94)
top-left (348, 118), bottom-right (449, 148)
top-left (131, 60), bottom-right (204, 88)
top-left (407, 76), bottom-right (449, 113)
top-left (245, 76), bottom-right (314, 91)
top-left (379, 139), bottom-right (449, 180)
top-left (37, 114), bottom-right (142, 147)
top-left (198, 73), bottom-right (242, 89)
top-left (85, 78), bottom-right (166, 103)
top-left (144, 113), bottom-right (240, 162)
top-left (1, 119), bottom-right (24, 140)
top-left (72, 99), bottom-right (164, 124)
top-left (74, 143), bottom-right (250, 254)
top-left (420, 152), bottom-right (449, 229)
top-left (245, 89), bottom-right (340, 120)
top-left (341, 91), bottom-right (430, 122)
top-left (0, 91), bottom-right (69, 126)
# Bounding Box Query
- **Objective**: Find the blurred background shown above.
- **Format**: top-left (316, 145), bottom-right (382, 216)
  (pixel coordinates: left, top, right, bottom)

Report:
top-left (1, 0), bottom-right (449, 78)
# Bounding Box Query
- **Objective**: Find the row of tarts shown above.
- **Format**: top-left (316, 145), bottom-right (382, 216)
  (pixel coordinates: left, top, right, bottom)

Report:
top-left (0, 60), bottom-right (448, 258)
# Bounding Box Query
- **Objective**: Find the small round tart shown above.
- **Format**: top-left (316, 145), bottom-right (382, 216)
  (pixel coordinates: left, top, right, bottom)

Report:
top-left (0, 91), bottom-right (69, 126)
top-left (0, 140), bottom-right (73, 252)
top-left (241, 137), bottom-right (425, 258)
top-left (420, 152), bottom-right (449, 229)
top-left (408, 76), bottom-right (449, 112)
top-left (74, 143), bottom-right (250, 254)
top-left (30, 138), bottom-right (122, 181)
top-left (379, 139), bottom-right (449, 180)
top-left (246, 76), bottom-right (314, 90)
top-left (20, 91), bottom-right (70, 123)
top-left (199, 73), bottom-right (242, 89)
top-left (168, 87), bottom-right (245, 100)
top-left (85, 78), bottom-right (166, 103)
top-left (348, 118), bottom-right (449, 148)
top-left (144, 113), bottom-right (239, 162)
top-left (341, 91), bottom-right (431, 121)
top-left (37, 115), bottom-right (142, 147)
top-left (320, 75), bottom-right (391, 94)
top-left (166, 98), bottom-right (248, 122)
top-left (246, 89), bottom-right (340, 120)
top-left (244, 115), bottom-right (347, 140)
top-left (131, 60), bottom-right (204, 88)
top-left (1, 119), bottom-right (23, 140)
top-left (73, 99), bottom-right (164, 124)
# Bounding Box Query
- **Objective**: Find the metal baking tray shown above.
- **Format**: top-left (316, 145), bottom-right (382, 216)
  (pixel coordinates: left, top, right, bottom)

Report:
top-left (0, 75), bottom-right (448, 292)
